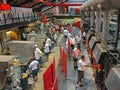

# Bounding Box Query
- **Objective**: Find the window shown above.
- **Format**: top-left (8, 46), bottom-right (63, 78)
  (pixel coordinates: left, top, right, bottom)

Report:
top-left (108, 10), bottom-right (118, 41)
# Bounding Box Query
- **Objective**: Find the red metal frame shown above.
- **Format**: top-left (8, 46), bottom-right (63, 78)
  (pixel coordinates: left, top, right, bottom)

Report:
top-left (60, 45), bottom-right (67, 79)
top-left (52, 77), bottom-right (58, 90)
top-left (43, 58), bottom-right (58, 90)
top-left (68, 39), bottom-right (71, 56)
top-left (0, 4), bottom-right (11, 10)
top-left (43, 64), bottom-right (53, 90)
top-left (52, 58), bottom-right (56, 83)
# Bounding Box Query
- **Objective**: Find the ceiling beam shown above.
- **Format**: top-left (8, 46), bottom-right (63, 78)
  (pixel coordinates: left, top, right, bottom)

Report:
top-left (30, 2), bottom-right (41, 8)
top-left (46, 3), bottom-right (82, 6)
top-left (14, 0), bottom-right (33, 7)
top-left (33, 5), bottom-right (46, 12)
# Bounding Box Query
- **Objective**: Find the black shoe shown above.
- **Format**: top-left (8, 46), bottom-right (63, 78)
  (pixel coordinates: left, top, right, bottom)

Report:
top-left (80, 83), bottom-right (83, 87)
top-left (75, 66), bottom-right (78, 69)
top-left (74, 66), bottom-right (77, 70)
top-left (74, 66), bottom-right (76, 69)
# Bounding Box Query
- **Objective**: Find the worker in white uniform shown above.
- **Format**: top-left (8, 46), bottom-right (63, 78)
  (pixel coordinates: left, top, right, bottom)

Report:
top-left (45, 36), bottom-right (52, 51)
top-left (33, 44), bottom-right (42, 64)
top-left (76, 55), bottom-right (86, 87)
top-left (29, 58), bottom-right (39, 81)
top-left (63, 29), bottom-right (68, 39)
top-left (44, 42), bottom-right (50, 61)
top-left (76, 55), bottom-right (92, 87)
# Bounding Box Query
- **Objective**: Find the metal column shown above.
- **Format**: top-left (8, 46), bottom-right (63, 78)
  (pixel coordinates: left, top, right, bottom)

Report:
top-left (95, 10), bottom-right (101, 35)
top-left (81, 10), bottom-right (85, 28)
top-left (90, 10), bottom-right (95, 30)
top-left (102, 9), bottom-right (110, 44)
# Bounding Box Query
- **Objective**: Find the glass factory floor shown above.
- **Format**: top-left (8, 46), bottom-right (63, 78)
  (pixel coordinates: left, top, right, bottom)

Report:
top-left (32, 27), bottom-right (97, 90)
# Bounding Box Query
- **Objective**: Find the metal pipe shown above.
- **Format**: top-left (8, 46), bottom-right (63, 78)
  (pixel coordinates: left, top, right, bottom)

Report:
top-left (102, 9), bottom-right (110, 44)
top-left (90, 10), bottom-right (94, 29)
top-left (81, 0), bottom-right (120, 10)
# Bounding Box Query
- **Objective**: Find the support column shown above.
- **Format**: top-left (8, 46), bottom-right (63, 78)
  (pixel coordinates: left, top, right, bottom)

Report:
top-left (95, 10), bottom-right (101, 35)
top-left (90, 10), bottom-right (94, 30)
top-left (102, 9), bottom-right (110, 44)
top-left (80, 10), bottom-right (85, 28)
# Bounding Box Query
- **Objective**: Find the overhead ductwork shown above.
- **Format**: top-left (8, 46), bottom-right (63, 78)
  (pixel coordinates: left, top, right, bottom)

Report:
top-left (80, 0), bottom-right (120, 10)
top-left (80, 0), bottom-right (97, 10)
top-left (99, 0), bottom-right (120, 9)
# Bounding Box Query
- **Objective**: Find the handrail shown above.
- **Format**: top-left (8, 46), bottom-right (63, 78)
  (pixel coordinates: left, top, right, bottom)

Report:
top-left (0, 12), bottom-right (41, 26)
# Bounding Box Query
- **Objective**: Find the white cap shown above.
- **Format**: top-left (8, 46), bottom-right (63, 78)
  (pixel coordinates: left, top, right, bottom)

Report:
top-left (34, 44), bottom-right (37, 47)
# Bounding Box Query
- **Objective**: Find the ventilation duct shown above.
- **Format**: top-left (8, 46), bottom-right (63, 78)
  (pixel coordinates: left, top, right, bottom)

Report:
top-left (80, 0), bottom-right (120, 10)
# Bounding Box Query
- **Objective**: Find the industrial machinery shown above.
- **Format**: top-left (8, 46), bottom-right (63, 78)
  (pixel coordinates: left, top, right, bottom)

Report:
top-left (105, 67), bottom-right (120, 90)
top-left (0, 55), bottom-right (21, 90)
top-left (89, 36), bottom-right (100, 63)
top-left (86, 30), bottom-right (95, 55)
top-left (93, 43), bottom-right (107, 88)
top-left (80, 0), bottom-right (120, 90)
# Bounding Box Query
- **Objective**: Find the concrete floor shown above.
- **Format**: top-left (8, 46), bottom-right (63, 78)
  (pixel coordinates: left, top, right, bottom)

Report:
top-left (57, 27), bottom-right (97, 90)
top-left (32, 33), bottom-right (62, 90)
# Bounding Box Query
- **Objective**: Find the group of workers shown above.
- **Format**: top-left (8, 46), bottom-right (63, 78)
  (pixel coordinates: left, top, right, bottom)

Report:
top-left (20, 22), bottom-right (89, 89)
top-left (20, 30), bottom-right (58, 90)
top-left (27, 23), bottom-right (73, 87)
top-left (63, 24), bottom-right (92, 88)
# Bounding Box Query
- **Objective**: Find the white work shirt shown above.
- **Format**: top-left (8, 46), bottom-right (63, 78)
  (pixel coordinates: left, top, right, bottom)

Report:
top-left (55, 25), bottom-right (59, 29)
top-left (66, 38), bottom-right (69, 48)
top-left (44, 43), bottom-right (50, 53)
top-left (34, 48), bottom-right (42, 60)
top-left (63, 29), bottom-right (68, 36)
top-left (78, 59), bottom-right (86, 71)
top-left (29, 60), bottom-right (39, 70)
top-left (46, 38), bottom-right (51, 46)
top-left (83, 32), bottom-right (86, 37)
top-left (67, 32), bottom-right (72, 39)
top-left (73, 48), bottom-right (77, 52)
top-left (76, 35), bottom-right (81, 43)
top-left (54, 34), bottom-right (57, 40)
top-left (73, 48), bottom-right (80, 58)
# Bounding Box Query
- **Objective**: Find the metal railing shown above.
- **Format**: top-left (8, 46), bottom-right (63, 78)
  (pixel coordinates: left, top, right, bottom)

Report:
top-left (0, 12), bottom-right (41, 25)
